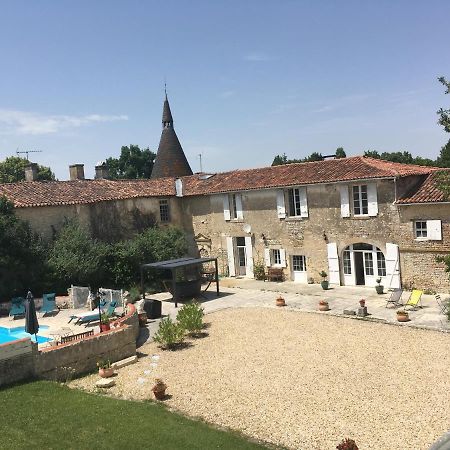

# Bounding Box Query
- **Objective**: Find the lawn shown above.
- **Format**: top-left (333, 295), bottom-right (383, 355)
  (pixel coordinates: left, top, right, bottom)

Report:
top-left (0, 381), bottom-right (267, 450)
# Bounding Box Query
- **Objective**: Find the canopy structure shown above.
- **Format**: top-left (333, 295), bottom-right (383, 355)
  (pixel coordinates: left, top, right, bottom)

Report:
top-left (141, 257), bottom-right (219, 307)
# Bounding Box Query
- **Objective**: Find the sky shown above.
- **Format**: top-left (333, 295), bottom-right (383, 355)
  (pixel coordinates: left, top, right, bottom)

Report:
top-left (0, 0), bottom-right (450, 179)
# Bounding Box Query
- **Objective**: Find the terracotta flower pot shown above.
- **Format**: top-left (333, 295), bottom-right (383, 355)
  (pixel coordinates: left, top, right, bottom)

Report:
top-left (319, 302), bottom-right (329, 311)
top-left (99, 367), bottom-right (114, 378)
top-left (359, 300), bottom-right (366, 307)
top-left (100, 323), bottom-right (110, 332)
top-left (397, 313), bottom-right (409, 322)
top-left (276, 297), bottom-right (286, 307)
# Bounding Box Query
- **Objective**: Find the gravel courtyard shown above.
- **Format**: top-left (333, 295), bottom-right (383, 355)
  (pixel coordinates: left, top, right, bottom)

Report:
top-left (71, 307), bottom-right (450, 450)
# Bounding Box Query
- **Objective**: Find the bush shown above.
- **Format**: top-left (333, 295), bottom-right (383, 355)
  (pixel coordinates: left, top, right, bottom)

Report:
top-left (153, 317), bottom-right (185, 349)
top-left (336, 438), bottom-right (358, 450)
top-left (176, 302), bottom-right (204, 335)
top-left (253, 261), bottom-right (266, 280)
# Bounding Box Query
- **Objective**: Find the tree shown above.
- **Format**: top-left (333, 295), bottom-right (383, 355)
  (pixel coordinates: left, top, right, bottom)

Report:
top-left (335, 147), bottom-right (346, 158)
top-left (364, 150), bottom-right (380, 159)
top-left (303, 152), bottom-right (323, 162)
top-left (272, 153), bottom-right (288, 166)
top-left (106, 145), bottom-right (156, 179)
top-left (0, 157), bottom-right (55, 183)
top-left (437, 76), bottom-right (450, 133)
top-left (0, 196), bottom-right (47, 298)
top-left (436, 139), bottom-right (450, 168)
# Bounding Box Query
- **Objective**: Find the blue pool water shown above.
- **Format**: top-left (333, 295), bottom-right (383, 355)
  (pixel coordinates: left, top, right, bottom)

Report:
top-left (0, 325), bottom-right (50, 344)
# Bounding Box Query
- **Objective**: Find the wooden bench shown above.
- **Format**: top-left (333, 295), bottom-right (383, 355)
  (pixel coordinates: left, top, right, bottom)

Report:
top-left (60, 329), bottom-right (94, 344)
top-left (267, 267), bottom-right (284, 282)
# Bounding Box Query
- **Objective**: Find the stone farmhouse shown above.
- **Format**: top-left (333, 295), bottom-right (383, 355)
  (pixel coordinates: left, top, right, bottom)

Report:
top-left (1, 96), bottom-right (450, 291)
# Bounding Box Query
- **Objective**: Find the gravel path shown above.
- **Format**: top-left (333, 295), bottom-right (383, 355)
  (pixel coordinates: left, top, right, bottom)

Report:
top-left (71, 307), bottom-right (450, 450)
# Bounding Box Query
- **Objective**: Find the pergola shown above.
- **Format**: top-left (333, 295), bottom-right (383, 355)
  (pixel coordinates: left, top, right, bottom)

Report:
top-left (140, 257), bottom-right (219, 307)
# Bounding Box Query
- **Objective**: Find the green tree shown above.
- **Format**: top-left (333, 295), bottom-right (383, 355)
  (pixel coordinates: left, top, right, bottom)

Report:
top-left (271, 153), bottom-right (288, 166)
top-left (436, 139), bottom-right (450, 168)
top-left (364, 150), bottom-right (381, 159)
top-left (0, 157), bottom-right (55, 183)
top-left (335, 147), bottom-right (346, 158)
top-left (437, 76), bottom-right (450, 133)
top-left (0, 196), bottom-right (47, 299)
top-left (106, 145), bottom-right (156, 179)
top-left (303, 152), bottom-right (323, 162)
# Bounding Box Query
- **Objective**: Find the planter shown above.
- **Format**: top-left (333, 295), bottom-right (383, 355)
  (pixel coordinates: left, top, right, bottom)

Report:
top-left (397, 313), bottom-right (409, 322)
top-left (100, 323), bottom-right (110, 332)
top-left (375, 285), bottom-right (384, 294)
top-left (318, 302), bottom-right (329, 311)
top-left (359, 299), bottom-right (366, 307)
top-left (152, 387), bottom-right (167, 400)
top-left (138, 313), bottom-right (148, 327)
top-left (276, 297), bottom-right (286, 307)
top-left (99, 367), bottom-right (114, 378)
top-left (321, 281), bottom-right (329, 290)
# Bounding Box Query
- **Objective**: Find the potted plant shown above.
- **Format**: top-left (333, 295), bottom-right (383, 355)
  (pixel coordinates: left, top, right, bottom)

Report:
top-left (375, 277), bottom-right (384, 294)
top-left (276, 295), bottom-right (286, 307)
top-left (359, 299), bottom-right (365, 307)
top-left (319, 271), bottom-right (328, 290)
top-left (152, 378), bottom-right (167, 400)
top-left (336, 438), bottom-right (359, 450)
top-left (97, 359), bottom-right (114, 378)
top-left (100, 313), bottom-right (112, 332)
top-left (318, 300), bottom-right (329, 311)
top-left (396, 310), bottom-right (409, 322)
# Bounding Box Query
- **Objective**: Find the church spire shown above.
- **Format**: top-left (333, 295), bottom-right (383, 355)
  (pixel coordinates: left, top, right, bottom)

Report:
top-left (150, 92), bottom-right (193, 179)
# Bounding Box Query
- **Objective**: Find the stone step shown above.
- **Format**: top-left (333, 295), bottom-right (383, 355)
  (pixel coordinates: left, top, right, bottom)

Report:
top-left (96, 378), bottom-right (116, 388)
top-left (112, 355), bottom-right (138, 369)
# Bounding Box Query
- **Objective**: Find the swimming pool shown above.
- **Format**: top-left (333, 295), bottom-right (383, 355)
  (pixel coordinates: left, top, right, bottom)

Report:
top-left (0, 325), bottom-right (51, 344)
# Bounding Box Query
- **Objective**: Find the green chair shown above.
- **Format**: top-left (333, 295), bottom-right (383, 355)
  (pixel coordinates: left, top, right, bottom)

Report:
top-left (9, 297), bottom-right (25, 319)
top-left (40, 293), bottom-right (59, 317)
top-left (404, 290), bottom-right (423, 310)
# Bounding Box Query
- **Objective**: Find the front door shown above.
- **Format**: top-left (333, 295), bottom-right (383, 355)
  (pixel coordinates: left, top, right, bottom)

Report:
top-left (354, 252), bottom-right (365, 285)
top-left (235, 237), bottom-right (247, 276)
top-left (292, 255), bottom-right (307, 283)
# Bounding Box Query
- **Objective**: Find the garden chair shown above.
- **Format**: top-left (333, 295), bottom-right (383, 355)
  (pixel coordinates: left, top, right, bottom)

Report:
top-left (40, 293), bottom-right (59, 317)
top-left (435, 294), bottom-right (450, 314)
top-left (9, 297), bottom-right (25, 319)
top-left (69, 301), bottom-right (117, 327)
top-left (385, 288), bottom-right (403, 308)
top-left (403, 289), bottom-right (423, 310)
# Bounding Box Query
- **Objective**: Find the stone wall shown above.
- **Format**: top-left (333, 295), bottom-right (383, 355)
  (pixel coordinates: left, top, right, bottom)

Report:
top-left (0, 339), bottom-right (37, 387)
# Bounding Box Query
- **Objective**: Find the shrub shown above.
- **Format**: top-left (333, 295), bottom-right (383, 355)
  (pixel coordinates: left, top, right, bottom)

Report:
top-left (176, 302), bottom-right (204, 335)
top-left (153, 317), bottom-right (185, 349)
top-left (336, 438), bottom-right (358, 450)
top-left (253, 260), bottom-right (266, 280)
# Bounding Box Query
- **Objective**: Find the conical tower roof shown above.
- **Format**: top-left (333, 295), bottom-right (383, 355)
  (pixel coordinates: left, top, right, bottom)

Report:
top-left (151, 94), bottom-right (193, 179)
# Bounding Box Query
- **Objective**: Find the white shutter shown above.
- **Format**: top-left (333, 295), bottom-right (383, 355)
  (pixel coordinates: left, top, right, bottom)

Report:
top-left (340, 185), bottom-right (350, 217)
top-left (235, 194), bottom-right (243, 220)
top-left (279, 249), bottom-right (287, 268)
top-left (223, 195), bottom-right (231, 221)
top-left (385, 243), bottom-right (400, 289)
top-left (226, 237), bottom-right (235, 277)
top-left (244, 236), bottom-right (254, 278)
top-left (264, 248), bottom-right (271, 267)
top-left (367, 183), bottom-right (378, 216)
top-left (300, 187), bottom-right (308, 218)
top-left (427, 220), bottom-right (442, 241)
top-left (276, 190), bottom-right (286, 219)
top-left (327, 243), bottom-right (340, 284)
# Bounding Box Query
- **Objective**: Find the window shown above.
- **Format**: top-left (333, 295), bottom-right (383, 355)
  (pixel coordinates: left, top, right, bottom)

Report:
top-left (292, 255), bottom-right (306, 272)
top-left (272, 249), bottom-right (281, 266)
top-left (223, 193), bottom-right (243, 220)
top-left (343, 250), bottom-right (352, 275)
top-left (353, 185), bottom-right (368, 215)
top-left (377, 250), bottom-right (386, 276)
top-left (159, 199), bottom-right (170, 222)
top-left (364, 252), bottom-right (374, 275)
top-left (415, 221), bottom-right (427, 238)
top-left (229, 194), bottom-right (238, 220)
top-left (288, 188), bottom-right (302, 217)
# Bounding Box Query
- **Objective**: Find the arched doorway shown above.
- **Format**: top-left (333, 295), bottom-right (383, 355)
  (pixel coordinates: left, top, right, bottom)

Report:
top-left (342, 243), bottom-right (386, 287)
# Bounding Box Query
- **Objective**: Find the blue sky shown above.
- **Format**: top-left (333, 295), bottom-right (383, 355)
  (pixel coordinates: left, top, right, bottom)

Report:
top-left (1, 0), bottom-right (449, 179)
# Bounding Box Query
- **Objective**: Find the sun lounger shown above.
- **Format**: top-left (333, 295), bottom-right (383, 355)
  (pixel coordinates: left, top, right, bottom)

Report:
top-left (69, 301), bottom-right (117, 327)
top-left (9, 297), bottom-right (25, 319)
top-left (435, 294), bottom-right (450, 314)
top-left (40, 293), bottom-right (59, 317)
top-left (385, 288), bottom-right (403, 308)
top-left (404, 289), bottom-right (423, 310)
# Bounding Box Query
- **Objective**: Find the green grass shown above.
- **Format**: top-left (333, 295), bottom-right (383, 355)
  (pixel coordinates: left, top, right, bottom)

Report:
top-left (0, 381), bottom-right (268, 450)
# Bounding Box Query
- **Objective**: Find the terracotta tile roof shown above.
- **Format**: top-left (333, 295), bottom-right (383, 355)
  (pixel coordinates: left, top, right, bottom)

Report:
top-left (397, 169), bottom-right (450, 204)
top-left (0, 178), bottom-right (175, 208)
top-left (182, 156), bottom-right (436, 195)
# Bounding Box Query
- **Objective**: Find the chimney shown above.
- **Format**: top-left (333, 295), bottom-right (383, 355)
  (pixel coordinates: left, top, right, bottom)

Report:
top-left (95, 163), bottom-right (109, 180)
top-left (69, 164), bottom-right (85, 181)
top-left (24, 163), bottom-right (39, 182)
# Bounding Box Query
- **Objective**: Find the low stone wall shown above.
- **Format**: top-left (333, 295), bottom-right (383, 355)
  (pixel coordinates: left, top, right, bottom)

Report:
top-left (0, 303), bottom-right (139, 386)
top-left (0, 339), bottom-right (37, 387)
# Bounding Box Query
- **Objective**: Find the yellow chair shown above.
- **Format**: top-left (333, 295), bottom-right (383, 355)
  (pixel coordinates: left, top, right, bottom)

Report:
top-left (404, 290), bottom-right (423, 310)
